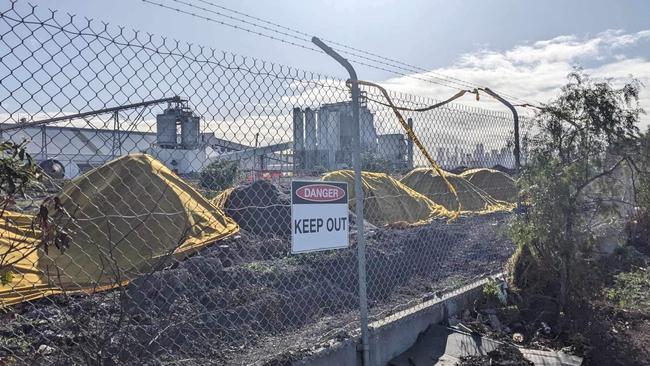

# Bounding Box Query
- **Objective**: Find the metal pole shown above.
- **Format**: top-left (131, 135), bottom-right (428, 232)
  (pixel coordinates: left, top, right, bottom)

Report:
top-left (113, 111), bottom-right (119, 158)
top-left (407, 117), bottom-right (414, 168)
top-left (41, 124), bottom-right (47, 161)
top-left (312, 36), bottom-right (371, 366)
top-left (479, 88), bottom-right (520, 173)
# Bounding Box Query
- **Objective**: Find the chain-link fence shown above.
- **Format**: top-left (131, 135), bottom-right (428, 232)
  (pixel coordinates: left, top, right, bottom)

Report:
top-left (1, 2), bottom-right (517, 365)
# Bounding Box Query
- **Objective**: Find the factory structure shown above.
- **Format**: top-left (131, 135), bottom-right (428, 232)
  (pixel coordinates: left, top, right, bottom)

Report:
top-left (0, 96), bottom-right (514, 180)
top-left (435, 144), bottom-right (515, 171)
top-left (1, 98), bottom-right (413, 180)
top-left (291, 101), bottom-right (517, 173)
top-left (292, 101), bottom-right (409, 172)
top-left (0, 97), bottom-right (290, 179)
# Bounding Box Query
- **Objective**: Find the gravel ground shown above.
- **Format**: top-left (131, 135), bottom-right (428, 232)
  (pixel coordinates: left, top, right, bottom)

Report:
top-left (0, 212), bottom-right (514, 365)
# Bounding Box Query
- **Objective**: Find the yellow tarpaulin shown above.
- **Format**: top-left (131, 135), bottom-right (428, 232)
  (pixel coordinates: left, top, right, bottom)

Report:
top-left (322, 170), bottom-right (451, 226)
top-left (401, 168), bottom-right (514, 213)
top-left (460, 168), bottom-right (518, 203)
top-left (211, 187), bottom-right (234, 209)
top-left (0, 154), bottom-right (239, 307)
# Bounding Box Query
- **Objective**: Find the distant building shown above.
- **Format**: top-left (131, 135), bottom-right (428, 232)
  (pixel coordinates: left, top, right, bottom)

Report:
top-left (0, 114), bottom-right (290, 178)
top-left (293, 101), bottom-right (408, 172)
top-left (431, 143), bottom-right (515, 171)
top-left (377, 134), bottom-right (407, 166)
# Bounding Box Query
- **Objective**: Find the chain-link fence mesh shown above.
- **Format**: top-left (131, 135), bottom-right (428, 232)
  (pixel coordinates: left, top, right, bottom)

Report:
top-left (1, 2), bottom-right (517, 365)
top-left (356, 87), bottom-right (519, 327)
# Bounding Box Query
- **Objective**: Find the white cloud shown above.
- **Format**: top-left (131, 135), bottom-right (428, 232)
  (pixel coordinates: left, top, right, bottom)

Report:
top-left (604, 29), bottom-right (650, 48)
top-left (380, 29), bottom-right (650, 128)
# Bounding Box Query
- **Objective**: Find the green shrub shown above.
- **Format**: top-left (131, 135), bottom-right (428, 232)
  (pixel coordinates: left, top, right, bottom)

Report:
top-left (199, 159), bottom-right (239, 192)
top-left (606, 268), bottom-right (650, 312)
top-left (482, 278), bottom-right (500, 300)
top-left (508, 70), bottom-right (643, 318)
top-left (630, 131), bottom-right (650, 251)
top-left (0, 140), bottom-right (41, 196)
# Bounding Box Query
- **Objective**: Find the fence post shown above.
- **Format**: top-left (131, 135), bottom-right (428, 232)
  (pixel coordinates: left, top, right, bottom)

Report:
top-left (312, 36), bottom-right (371, 366)
top-left (479, 88), bottom-right (521, 173)
top-left (112, 111), bottom-right (120, 158)
top-left (407, 117), bottom-right (414, 168)
top-left (40, 124), bottom-right (47, 161)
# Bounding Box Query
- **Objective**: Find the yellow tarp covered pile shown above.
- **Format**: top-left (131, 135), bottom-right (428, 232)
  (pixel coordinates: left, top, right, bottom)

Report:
top-left (212, 187), bottom-right (234, 209)
top-left (460, 168), bottom-right (518, 203)
top-left (0, 154), bottom-right (238, 307)
top-left (401, 168), bottom-right (514, 213)
top-left (322, 170), bottom-right (451, 226)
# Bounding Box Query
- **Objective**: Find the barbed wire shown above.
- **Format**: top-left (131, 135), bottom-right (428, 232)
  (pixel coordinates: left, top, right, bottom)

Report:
top-left (188, 0), bottom-right (538, 106)
top-left (143, 0), bottom-right (537, 106)
top-left (170, 0), bottom-right (475, 91)
top-left (142, 0), bottom-right (486, 95)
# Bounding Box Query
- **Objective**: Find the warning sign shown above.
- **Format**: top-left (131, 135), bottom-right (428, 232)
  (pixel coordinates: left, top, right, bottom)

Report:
top-left (291, 180), bottom-right (349, 253)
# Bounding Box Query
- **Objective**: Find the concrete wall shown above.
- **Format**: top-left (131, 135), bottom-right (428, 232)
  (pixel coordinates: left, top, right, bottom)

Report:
top-left (295, 277), bottom-right (495, 366)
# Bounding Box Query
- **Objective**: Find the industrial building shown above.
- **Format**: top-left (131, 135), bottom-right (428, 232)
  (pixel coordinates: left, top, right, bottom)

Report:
top-left (1, 97), bottom-right (420, 180)
top-left (292, 101), bottom-right (410, 172)
top-left (0, 97), bottom-right (291, 179)
top-left (435, 144), bottom-right (515, 170)
top-left (377, 133), bottom-right (407, 164)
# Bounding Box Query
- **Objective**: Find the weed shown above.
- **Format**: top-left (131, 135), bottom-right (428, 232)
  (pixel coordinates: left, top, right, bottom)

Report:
top-left (482, 278), bottom-right (500, 300)
top-left (605, 267), bottom-right (650, 313)
top-left (0, 270), bottom-right (13, 286)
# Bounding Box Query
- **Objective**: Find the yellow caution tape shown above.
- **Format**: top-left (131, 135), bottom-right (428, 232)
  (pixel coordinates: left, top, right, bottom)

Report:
top-left (347, 80), bottom-right (463, 216)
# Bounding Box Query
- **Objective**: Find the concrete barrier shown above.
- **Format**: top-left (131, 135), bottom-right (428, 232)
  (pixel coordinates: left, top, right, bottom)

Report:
top-left (295, 276), bottom-right (497, 366)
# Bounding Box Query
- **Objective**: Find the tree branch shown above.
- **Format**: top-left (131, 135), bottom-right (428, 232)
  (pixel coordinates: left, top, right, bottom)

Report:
top-left (572, 157), bottom-right (626, 200)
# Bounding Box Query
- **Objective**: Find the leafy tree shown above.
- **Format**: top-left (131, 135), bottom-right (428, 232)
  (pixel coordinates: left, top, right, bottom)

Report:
top-left (199, 159), bottom-right (239, 192)
top-left (0, 140), bottom-right (42, 284)
top-left (0, 140), bottom-right (40, 199)
top-left (628, 130), bottom-right (650, 251)
top-left (509, 70), bottom-right (643, 320)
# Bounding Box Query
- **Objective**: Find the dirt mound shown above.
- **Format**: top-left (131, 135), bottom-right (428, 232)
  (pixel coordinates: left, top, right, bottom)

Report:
top-left (215, 180), bottom-right (291, 238)
top-left (0, 213), bottom-right (514, 365)
top-left (461, 168), bottom-right (518, 203)
top-left (0, 154), bottom-right (238, 307)
top-left (322, 170), bottom-right (450, 226)
top-left (401, 168), bottom-right (510, 212)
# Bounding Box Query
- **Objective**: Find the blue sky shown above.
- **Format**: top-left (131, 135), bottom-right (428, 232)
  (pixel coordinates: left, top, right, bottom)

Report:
top-left (19, 0), bottom-right (650, 124)
top-left (23, 1), bottom-right (649, 73)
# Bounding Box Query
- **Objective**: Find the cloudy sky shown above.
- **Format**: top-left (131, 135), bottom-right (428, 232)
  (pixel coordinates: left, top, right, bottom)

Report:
top-left (383, 29), bottom-right (650, 122)
top-left (25, 0), bottom-right (650, 126)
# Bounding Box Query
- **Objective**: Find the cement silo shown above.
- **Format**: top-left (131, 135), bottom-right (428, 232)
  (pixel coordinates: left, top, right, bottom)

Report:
top-left (317, 101), bottom-right (378, 169)
top-left (316, 105), bottom-right (340, 169)
top-left (377, 134), bottom-right (407, 163)
top-left (292, 101), bottom-right (386, 172)
top-left (156, 101), bottom-right (201, 150)
top-left (152, 101), bottom-right (207, 173)
top-left (156, 109), bottom-right (178, 148)
top-left (180, 115), bottom-right (200, 149)
top-left (304, 108), bottom-right (318, 168)
top-left (292, 107), bottom-right (305, 170)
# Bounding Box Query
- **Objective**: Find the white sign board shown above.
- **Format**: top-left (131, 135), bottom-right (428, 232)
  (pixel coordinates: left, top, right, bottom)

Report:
top-left (291, 180), bottom-right (349, 253)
